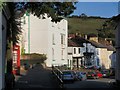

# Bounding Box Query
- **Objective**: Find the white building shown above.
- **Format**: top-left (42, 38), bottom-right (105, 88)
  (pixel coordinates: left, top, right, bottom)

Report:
top-left (110, 51), bottom-right (116, 69)
top-left (21, 14), bottom-right (68, 67)
top-left (68, 38), bottom-right (85, 69)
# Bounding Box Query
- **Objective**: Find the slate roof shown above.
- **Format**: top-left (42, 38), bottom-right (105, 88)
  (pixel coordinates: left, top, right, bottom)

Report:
top-left (68, 36), bottom-right (115, 51)
top-left (89, 40), bottom-right (106, 48)
top-left (89, 40), bottom-right (115, 51)
top-left (68, 39), bottom-right (81, 47)
top-left (68, 39), bottom-right (84, 47)
top-left (68, 36), bottom-right (89, 47)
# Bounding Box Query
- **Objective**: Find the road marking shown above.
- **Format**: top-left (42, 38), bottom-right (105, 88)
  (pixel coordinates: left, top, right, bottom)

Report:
top-left (17, 80), bottom-right (28, 84)
top-left (28, 84), bottom-right (53, 88)
top-left (86, 79), bottom-right (99, 81)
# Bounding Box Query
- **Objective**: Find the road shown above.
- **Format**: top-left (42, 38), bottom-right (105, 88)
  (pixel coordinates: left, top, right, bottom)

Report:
top-left (13, 64), bottom-right (115, 89)
top-left (64, 78), bottom-right (115, 89)
top-left (14, 64), bottom-right (59, 89)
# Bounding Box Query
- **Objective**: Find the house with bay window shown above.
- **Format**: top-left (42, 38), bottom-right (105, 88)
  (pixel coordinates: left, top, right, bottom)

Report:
top-left (68, 35), bottom-right (114, 69)
top-left (68, 36), bottom-right (86, 69)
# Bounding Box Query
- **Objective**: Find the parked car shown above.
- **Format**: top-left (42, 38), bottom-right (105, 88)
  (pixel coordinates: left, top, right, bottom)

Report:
top-left (62, 70), bottom-right (75, 82)
top-left (72, 71), bottom-right (78, 81)
top-left (95, 71), bottom-right (103, 78)
top-left (110, 68), bottom-right (115, 76)
top-left (101, 70), bottom-right (110, 77)
top-left (76, 72), bottom-right (87, 81)
top-left (87, 71), bottom-right (97, 79)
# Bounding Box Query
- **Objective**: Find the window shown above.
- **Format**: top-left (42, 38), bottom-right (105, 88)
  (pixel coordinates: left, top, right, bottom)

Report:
top-left (78, 48), bottom-right (80, 54)
top-left (52, 48), bottom-right (55, 61)
top-left (61, 34), bottom-right (63, 44)
top-left (61, 34), bottom-right (65, 45)
top-left (61, 49), bottom-right (64, 60)
top-left (74, 48), bottom-right (76, 54)
top-left (52, 34), bottom-right (55, 45)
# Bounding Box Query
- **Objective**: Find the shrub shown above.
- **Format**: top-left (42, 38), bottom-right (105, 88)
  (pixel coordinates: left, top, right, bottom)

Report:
top-left (21, 53), bottom-right (47, 63)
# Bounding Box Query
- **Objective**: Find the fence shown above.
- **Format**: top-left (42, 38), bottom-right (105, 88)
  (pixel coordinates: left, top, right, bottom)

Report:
top-left (52, 65), bottom-right (64, 88)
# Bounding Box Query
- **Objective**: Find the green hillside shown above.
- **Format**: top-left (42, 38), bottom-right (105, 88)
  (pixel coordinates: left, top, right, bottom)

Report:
top-left (67, 16), bottom-right (109, 35)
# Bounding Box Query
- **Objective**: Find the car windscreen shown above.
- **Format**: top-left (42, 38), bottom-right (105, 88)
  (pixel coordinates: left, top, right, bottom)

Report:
top-left (63, 71), bottom-right (72, 75)
top-left (87, 72), bottom-right (95, 74)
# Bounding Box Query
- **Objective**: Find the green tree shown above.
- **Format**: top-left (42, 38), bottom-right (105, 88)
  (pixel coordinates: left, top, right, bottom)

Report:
top-left (5, 2), bottom-right (76, 73)
top-left (79, 13), bottom-right (87, 20)
top-left (98, 20), bottom-right (115, 38)
top-left (7, 2), bottom-right (76, 44)
top-left (0, 0), bottom-right (3, 11)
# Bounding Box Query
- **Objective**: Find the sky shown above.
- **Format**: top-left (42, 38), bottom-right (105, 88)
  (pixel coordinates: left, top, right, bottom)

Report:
top-left (78, 0), bottom-right (119, 2)
top-left (72, 2), bottom-right (118, 18)
top-left (3, 0), bottom-right (120, 2)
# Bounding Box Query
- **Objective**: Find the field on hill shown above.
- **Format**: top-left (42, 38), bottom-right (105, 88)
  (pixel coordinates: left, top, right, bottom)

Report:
top-left (67, 17), bottom-right (108, 35)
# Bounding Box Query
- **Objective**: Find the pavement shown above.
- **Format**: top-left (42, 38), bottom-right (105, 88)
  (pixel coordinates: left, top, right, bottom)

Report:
top-left (13, 64), bottom-right (59, 89)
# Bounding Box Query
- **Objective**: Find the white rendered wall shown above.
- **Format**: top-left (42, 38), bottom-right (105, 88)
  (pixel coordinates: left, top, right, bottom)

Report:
top-left (47, 19), bottom-right (68, 66)
top-left (22, 14), bottom-right (68, 67)
top-left (23, 15), bottom-right (48, 54)
top-left (98, 48), bottom-right (112, 69)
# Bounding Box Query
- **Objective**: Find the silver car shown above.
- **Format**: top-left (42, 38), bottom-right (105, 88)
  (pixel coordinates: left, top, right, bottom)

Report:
top-left (76, 72), bottom-right (87, 81)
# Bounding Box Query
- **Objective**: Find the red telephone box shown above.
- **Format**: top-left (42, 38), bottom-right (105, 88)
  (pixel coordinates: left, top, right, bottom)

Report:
top-left (13, 45), bottom-right (20, 75)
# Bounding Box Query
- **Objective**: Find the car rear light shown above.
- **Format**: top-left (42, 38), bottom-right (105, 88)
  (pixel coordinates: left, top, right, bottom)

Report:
top-left (92, 74), bottom-right (94, 76)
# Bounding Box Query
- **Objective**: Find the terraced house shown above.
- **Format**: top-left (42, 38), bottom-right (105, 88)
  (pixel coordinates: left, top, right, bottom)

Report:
top-left (67, 34), bottom-right (115, 70)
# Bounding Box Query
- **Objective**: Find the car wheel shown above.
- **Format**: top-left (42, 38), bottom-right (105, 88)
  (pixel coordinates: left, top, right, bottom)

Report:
top-left (96, 76), bottom-right (99, 79)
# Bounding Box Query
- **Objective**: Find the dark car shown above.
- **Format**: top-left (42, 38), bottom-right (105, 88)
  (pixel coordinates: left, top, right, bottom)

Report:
top-left (87, 71), bottom-right (97, 79)
top-left (110, 68), bottom-right (115, 76)
top-left (101, 70), bottom-right (110, 78)
top-left (62, 70), bottom-right (75, 82)
top-left (72, 71), bottom-right (78, 81)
